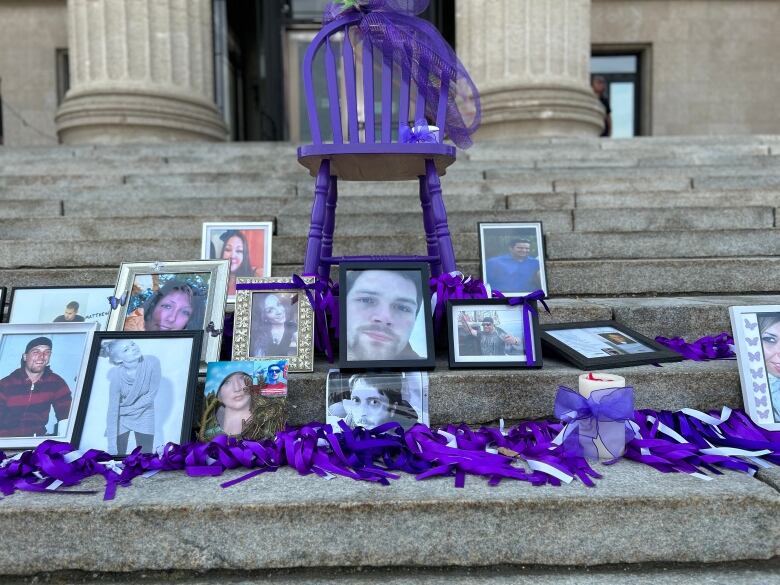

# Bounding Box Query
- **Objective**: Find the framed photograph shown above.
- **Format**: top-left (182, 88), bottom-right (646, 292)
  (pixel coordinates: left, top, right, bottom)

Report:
top-left (339, 261), bottom-right (435, 370)
top-left (541, 320), bottom-right (682, 369)
top-left (326, 369), bottom-right (429, 431)
top-left (730, 305), bottom-right (780, 430)
top-left (71, 331), bottom-right (202, 457)
top-left (478, 221), bottom-right (548, 297)
top-left (106, 260), bottom-right (229, 365)
top-left (447, 299), bottom-right (542, 368)
top-left (201, 222), bottom-right (273, 302)
top-left (7, 286), bottom-right (113, 330)
top-left (0, 322), bottom-right (97, 450)
top-left (232, 277), bottom-right (315, 372)
top-left (199, 359), bottom-right (288, 441)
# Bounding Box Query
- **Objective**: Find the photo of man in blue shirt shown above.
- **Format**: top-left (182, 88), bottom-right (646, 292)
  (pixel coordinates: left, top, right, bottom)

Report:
top-left (485, 238), bottom-right (542, 295)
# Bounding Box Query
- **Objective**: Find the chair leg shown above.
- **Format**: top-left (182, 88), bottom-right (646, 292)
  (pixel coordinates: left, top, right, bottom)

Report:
top-left (319, 175), bottom-right (338, 280)
top-left (303, 159), bottom-right (331, 276)
top-left (426, 159), bottom-right (457, 273)
top-left (419, 173), bottom-right (442, 277)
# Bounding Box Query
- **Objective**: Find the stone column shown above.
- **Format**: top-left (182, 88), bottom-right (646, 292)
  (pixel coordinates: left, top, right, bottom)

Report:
top-left (56, 0), bottom-right (227, 144)
top-left (457, 0), bottom-right (603, 138)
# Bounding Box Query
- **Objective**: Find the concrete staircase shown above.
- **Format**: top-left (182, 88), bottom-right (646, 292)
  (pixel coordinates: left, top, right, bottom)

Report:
top-left (1, 136), bottom-right (779, 583)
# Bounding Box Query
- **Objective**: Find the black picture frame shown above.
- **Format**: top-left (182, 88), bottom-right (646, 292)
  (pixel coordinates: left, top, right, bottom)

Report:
top-left (71, 330), bottom-right (203, 457)
top-left (447, 299), bottom-right (542, 369)
top-left (339, 261), bottom-right (435, 370)
top-left (6, 285), bottom-right (114, 328)
top-left (541, 320), bottom-right (682, 369)
top-left (478, 221), bottom-right (548, 297)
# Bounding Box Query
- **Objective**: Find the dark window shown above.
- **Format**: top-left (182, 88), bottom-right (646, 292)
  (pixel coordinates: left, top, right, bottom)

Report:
top-left (56, 49), bottom-right (70, 105)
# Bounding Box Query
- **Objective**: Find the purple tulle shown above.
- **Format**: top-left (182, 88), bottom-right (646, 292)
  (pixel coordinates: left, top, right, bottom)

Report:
top-left (400, 119), bottom-right (439, 143)
top-left (323, 0), bottom-right (480, 149)
top-left (655, 332), bottom-right (735, 361)
top-left (2, 408), bottom-right (779, 501)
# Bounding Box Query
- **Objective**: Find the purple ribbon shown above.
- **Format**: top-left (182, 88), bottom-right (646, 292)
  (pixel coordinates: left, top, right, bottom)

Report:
top-left (323, 0), bottom-right (480, 149)
top-left (428, 272), bottom-right (494, 332)
top-left (236, 275), bottom-right (339, 362)
top-left (504, 290), bottom-right (550, 367)
top-left (5, 407), bottom-right (780, 500)
top-left (655, 332), bottom-right (735, 361)
top-left (554, 386), bottom-right (635, 460)
top-left (400, 119), bottom-right (438, 144)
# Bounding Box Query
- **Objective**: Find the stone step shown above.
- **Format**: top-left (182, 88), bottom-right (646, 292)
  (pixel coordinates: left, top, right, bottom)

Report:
top-left (487, 165), bottom-right (780, 182)
top-left (572, 207), bottom-right (774, 232)
top-left (1, 457), bottom-right (776, 577)
top-left (570, 189), bottom-right (780, 209)
top-left (547, 229), bottom-right (780, 259)
top-left (0, 183), bottom-right (299, 201)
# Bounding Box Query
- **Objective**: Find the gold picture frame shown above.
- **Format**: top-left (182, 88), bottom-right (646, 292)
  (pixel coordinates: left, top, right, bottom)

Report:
top-left (232, 276), bottom-right (315, 372)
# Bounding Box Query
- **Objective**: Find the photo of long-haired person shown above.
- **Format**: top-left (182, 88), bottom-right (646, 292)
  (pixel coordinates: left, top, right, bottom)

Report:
top-left (202, 223), bottom-right (272, 300)
top-left (249, 292), bottom-right (298, 357)
top-left (76, 335), bottom-right (198, 456)
top-left (759, 313), bottom-right (780, 422)
top-left (326, 371), bottom-right (429, 431)
top-left (123, 278), bottom-right (207, 333)
top-left (202, 370), bottom-right (253, 440)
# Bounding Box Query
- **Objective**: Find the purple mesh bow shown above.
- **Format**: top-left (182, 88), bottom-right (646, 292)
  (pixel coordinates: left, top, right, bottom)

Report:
top-left (400, 119), bottom-right (439, 143)
top-left (554, 386), bottom-right (635, 460)
top-left (655, 332), bottom-right (735, 361)
top-left (323, 0), bottom-right (481, 149)
top-left (236, 275), bottom-right (339, 362)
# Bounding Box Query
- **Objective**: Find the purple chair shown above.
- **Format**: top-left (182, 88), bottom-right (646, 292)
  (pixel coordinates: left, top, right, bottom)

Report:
top-left (297, 11), bottom-right (458, 279)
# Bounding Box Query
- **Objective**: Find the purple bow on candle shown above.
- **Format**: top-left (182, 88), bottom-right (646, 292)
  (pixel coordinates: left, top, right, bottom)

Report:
top-left (554, 385), bottom-right (635, 460)
top-left (655, 332), bottom-right (735, 361)
top-left (236, 275), bottom-right (339, 362)
top-left (323, 0), bottom-right (480, 149)
top-left (504, 290), bottom-right (550, 367)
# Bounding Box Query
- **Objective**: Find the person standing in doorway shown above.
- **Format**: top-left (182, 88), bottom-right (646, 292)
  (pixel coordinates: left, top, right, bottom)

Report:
top-left (591, 75), bottom-right (611, 137)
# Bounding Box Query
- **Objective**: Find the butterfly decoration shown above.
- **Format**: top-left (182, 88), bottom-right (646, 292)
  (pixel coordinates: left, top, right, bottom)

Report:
top-left (745, 320), bottom-right (758, 331)
top-left (745, 337), bottom-right (759, 347)
top-left (755, 395), bottom-right (768, 408)
top-left (108, 292), bottom-right (129, 310)
top-left (205, 322), bottom-right (222, 337)
top-left (748, 351), bottom-right (761, 362)
top-left (754, 382), bottom-right (767, 393)
top-left (757, 408), bottom-right (770, 420)
top-left (750, 367), bottom-right (765, 379)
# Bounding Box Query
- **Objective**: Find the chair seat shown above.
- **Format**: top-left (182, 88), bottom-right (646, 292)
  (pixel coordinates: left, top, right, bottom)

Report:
top-left (297, 143), bottom-right (456, 181)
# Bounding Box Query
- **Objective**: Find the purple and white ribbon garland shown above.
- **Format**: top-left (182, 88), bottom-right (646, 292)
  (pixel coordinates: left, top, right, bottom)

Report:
top-left (2, 407), bottom-right (779, 501)
top-left (655, 332), bottom-right (735, 361)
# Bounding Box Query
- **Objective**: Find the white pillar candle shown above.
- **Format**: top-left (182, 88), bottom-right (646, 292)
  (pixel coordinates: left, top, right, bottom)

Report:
top-left (577, 372), bottom-right (628, 460)
top-left (578, 372), bottom-right (626, 398)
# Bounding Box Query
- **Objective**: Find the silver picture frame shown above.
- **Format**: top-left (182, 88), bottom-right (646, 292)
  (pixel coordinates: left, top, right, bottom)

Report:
top-left (232, 276), bottom-right (315, 372)
top-left (106, 260), bottom-right (230, 366)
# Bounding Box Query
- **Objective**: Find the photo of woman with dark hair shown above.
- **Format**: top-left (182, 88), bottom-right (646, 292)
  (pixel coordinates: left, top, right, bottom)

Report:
top-left (249, 292), bottom-right (298, 357)
top-left (100, 339), bottom-right (160, 455)
top-left (124, 279), bottom-right (206, 332)
top-left (219, 230), bottom-right (257, 297)
top-left (758, 313), bottom-right (780, 423)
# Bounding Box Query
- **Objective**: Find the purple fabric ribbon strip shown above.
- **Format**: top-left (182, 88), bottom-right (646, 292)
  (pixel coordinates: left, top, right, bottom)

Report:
top-left (428, 271), bottom-right (493, 332)
top-left (504, 290), bottom-right (550, 367)
top-left (236, 275), bottom-right (339, 362)
top-left (3, 408), bottom-right (780, 501)
top-left (655, 332), bottom-right (735, 361)
top-left (323, 0), bottom-right (480, 149)
top-left (554, 386), bottom-right (635, 460)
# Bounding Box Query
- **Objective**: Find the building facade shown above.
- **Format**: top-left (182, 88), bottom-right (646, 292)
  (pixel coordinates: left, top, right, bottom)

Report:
top-left (0, 0), bottom-right (778, 146)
